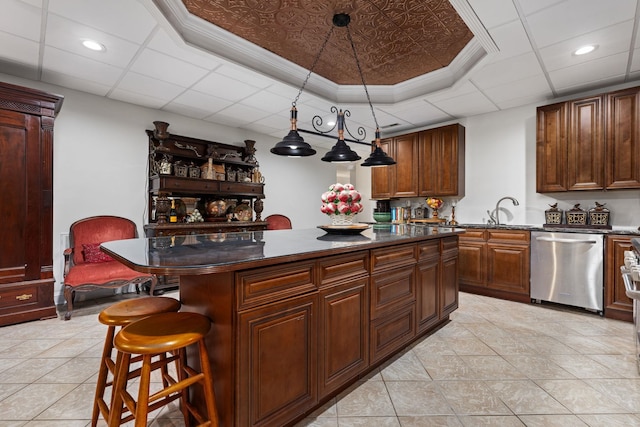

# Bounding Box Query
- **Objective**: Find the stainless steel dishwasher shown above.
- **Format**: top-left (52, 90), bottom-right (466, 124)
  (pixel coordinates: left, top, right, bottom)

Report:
top-left (530, 231), bottom-right (604, 314)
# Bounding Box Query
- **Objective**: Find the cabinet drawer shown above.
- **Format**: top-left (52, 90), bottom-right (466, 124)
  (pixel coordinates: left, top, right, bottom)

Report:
top-left (318, 252), bottom-right (369, 287)
top-left (0, 284), bottom-right (40, 309)
top-left (370, 303), bottom-right (415, 363)
top-left (460, 229), bottom-right (485, 240)
top-left (370, 267), bottom-right (415, 319)
top-left (371, 244), bottom-right (417, 272)
top-left (219, 182), bottom-right (264, 194)
top-left (417, 240), bottom-right (440, 261)
top-left (442, 236), bottom-right (459, 258)
top-left (152, 176), bottom-right (220, 193)
top-left (236, 261), bottom-right (316, 310)
top-left (487, 229), bottom-right (530, 244)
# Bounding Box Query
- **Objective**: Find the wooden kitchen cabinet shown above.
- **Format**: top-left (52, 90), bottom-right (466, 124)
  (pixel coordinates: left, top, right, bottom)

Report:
top-left (371, 124), bottom-right (465, 199)
top-left (0, 82), bottom-right (63, 326)
top-left (537, 85), bottom-right (640, 192)
top-left (317, 252), bottom-right (369, 398)
top-left (419, 124), bottom-right (466, 197)
top-left (604, 235), bottom-right (634, 322)
top-left (459, 229), bottom-right (530, 302)
top-left (606, 87), bottom-right (640, 189)
top-left (416, 236), bottom-right (459, 333)
top-left (238, 293), bottom-right (318, 427)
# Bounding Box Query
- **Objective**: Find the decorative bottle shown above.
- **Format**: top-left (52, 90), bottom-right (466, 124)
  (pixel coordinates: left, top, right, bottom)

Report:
top-left (169, 199), bottom-right (178, 223)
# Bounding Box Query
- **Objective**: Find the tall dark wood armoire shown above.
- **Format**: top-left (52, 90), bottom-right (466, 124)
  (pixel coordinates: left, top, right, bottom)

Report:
top-left (0, 82), bottom-right (63, 326)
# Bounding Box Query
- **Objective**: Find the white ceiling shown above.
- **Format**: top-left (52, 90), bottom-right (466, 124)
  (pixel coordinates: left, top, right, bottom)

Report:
top-left (1, 0), bottom-right (639, 152)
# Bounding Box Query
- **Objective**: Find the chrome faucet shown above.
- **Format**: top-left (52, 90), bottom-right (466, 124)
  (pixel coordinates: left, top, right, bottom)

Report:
top-left (492, 196), bottom-right (519, 225)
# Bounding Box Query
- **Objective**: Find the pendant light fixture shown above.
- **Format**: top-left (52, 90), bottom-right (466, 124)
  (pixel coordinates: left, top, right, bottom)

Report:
top-left (270, 13), bottom-right (395, 167)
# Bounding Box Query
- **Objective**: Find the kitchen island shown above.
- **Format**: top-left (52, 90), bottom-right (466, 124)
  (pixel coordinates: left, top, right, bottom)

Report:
top-left (102, 224), bottom-right (463, 427)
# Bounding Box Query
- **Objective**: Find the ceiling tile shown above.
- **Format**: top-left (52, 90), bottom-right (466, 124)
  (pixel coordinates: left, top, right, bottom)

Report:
top-left (487, 20), bottom-right (532, 60)
top-left (191, 72), bottom-right (263, 102)
top-left (42, 46), bottom-right (124, 86)
top-left (471, 52), bottom-right (543, 90)
top-left (379, 100), bottom-right (453, 127)
top-left (213, 103), bottom-right (273, 125)
top-left (467, 0), bottom-right (519, 29)
top-left (47, 0), bottom-right (156, 44)
top-left (0, 32), bottom-right (40, 65)
top-left (109, 88), bottom-right (168, 110)
top-left (525, 0), bottom-right (638, 48)
top-left (168, 90), bottom-right (234, 116)
top-left (549, 52), bottom-right (629, 91)
top-left (516, 0), bottom-right (564, 16)
top-left (215, 64), bottom-right (276, 89)
top-left (147, 28), bottom-right (223, 70)
top-left (115, 72), bottom-right (186, 102)
top-left (483, 74), bottom-right (552, 105)
top-left (41, 69), bottom-right (112, 96)
top-left (2, 0), bottom-right (41, 41)
top-left (632, 48), bottom-right (640, 72)
top-left (539, 21), bottom-right (635, 71)
top-left (430, 90), bottom-right (498, 118)
top-left (237, 89), bottom-right (293, 114)
top-left (45, 14), bottom-right (141, 68)
top-left (129, 49), bottom-right (209, 88)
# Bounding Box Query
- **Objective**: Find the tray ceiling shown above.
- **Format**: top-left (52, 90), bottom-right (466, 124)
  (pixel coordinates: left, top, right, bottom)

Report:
top-left (180, 0), bottom-right (473, 86)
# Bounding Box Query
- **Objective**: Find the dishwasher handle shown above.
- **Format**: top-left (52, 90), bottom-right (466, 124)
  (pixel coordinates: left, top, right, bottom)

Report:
top-left (535, 237), bottom-right (598, 244)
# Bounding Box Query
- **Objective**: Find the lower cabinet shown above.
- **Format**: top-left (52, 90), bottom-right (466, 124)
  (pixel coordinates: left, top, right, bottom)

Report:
top-left (238, 293), bottom-right (318, 427)
top-left (604, 235), bottom-right (633, 322)
top-left (188, 238), bottom-right (460, 427)
top-left (459, 229), bottom-right (530, 302)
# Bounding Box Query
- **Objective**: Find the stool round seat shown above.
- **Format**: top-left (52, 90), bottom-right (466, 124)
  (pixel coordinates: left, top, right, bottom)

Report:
top-left (98, 297), bottom-right (181, 327)
top-left (110, 311), bottom-right (219, 426)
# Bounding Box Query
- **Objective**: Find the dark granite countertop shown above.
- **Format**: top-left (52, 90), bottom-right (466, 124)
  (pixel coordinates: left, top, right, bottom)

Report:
top-left (102, 224), bottom-right (465, 275)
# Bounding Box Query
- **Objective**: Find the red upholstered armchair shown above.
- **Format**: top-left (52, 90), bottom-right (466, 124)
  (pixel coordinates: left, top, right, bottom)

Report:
top-left (265, 214), bottom-right (292, 230)
top-left (62, 216), bottom-right (157, 320)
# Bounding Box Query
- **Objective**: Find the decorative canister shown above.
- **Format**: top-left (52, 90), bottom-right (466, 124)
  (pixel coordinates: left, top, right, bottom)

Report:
top-left (545, 203), bottom-right (563, 225)
top-left (174, 162), bottom-right (188, 177)
top-left (158, 156), bottom-right (172, 175)
top-left (201, 158), bottom-right (215, 180)
top-left (188, 163), bottom-right (200, 178)
top-left (414, 206), bottom-right (426, 219)
top-left (331, 214), bottom-right (354, 226)
top-left (566, 203), bottom-right (587, 225)
top-left (589, 202), bottom-right (610, 226)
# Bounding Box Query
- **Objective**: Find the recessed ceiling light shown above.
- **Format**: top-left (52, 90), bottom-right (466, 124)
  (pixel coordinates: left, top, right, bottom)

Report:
top-left (82, 39), bottom-right (106, 52)
top-left (574, 45), bottom-right (597, 56)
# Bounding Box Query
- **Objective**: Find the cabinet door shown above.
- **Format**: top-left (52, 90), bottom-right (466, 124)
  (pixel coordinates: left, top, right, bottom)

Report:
top-left (536, 102), bottom-right (568, 192)
top-left (458, 240), bottom-right (486, 287)
top-left (391, 133), bottom-right (419, 197)
top-left (440, 237), bottom-right (459, 318)
top-left (418, 130), bottom-right (437, 196)
top-left (486, 243), bottom-right (530, 295)
top-left (567, 96), bottom-right (604, 190)
top-left (416, 257), bottom-right (439, 333)
top-left (371, 138), bottom-right (392, 199)
top-left (604, 235), bottom-right (633, 321)
top-left (606, 87), bottom-right (640, 189)
top-left (418, 125), bottom-right (464, 197)
top-left (318, 278), bottom-right (369, 398)
top-left (238, 294), bottom-right (317, 427)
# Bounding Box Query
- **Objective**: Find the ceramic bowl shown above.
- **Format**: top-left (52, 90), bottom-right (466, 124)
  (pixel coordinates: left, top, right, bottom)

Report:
top-left (373, 212), bottom-right (391, 223)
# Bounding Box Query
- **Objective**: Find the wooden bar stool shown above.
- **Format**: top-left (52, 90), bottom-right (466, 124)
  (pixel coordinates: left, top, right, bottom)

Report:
top-left (109, 311), bottom-right (219, 427)
top-left (92, 296), bottom-right (181, 427)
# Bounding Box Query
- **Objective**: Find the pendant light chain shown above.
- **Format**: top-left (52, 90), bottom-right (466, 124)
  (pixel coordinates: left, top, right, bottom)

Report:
top-left (292, 26), bottom-right (335, 107)
top-left (346, 25), bottom-right (379, 130)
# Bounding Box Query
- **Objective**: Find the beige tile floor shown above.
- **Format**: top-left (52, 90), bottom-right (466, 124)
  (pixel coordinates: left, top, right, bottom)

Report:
top-left (1, 291), bottom-right (639, 426)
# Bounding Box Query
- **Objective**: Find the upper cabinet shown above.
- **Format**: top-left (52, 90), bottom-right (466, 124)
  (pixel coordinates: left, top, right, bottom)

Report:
top-left (536, 86), bottom-right (640, 193)
top-left (372, 124), bottom-right (465, 199)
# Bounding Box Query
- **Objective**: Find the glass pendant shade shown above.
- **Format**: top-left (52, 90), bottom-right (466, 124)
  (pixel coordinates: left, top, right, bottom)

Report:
top-left (361, 145), bottom-right (396, 166)
top-left (321, 139), bottom-right (361, 162)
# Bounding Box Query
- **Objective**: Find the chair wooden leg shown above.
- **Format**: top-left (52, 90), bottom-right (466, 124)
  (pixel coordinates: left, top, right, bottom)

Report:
top-left (198, 339), bottom-right (220, 427)
top-left (108, 351), bottom-right (130, 427)
top-left (91, 325), bottom-right (116, 426)
top-left (134, 354), bottom-right (153, 427)
top-left (149, 275), bottom-right (158, 297)
top-left (63, 286), bottom-right (75, 321)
